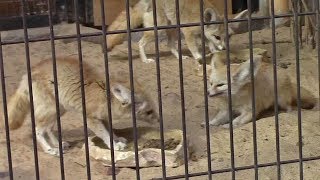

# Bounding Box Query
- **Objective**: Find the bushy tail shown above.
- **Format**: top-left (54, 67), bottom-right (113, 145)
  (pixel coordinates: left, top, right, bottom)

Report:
top-left (106, 0), bottom-right (149, 50)
top-left (8, 76), bottom-right (30, 130)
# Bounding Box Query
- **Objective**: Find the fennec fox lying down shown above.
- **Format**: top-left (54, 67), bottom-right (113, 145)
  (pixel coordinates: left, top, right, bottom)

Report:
top-left (205, 55), bottom-right (317, 128)
top-left (7, 57), bottom-right (158, 156)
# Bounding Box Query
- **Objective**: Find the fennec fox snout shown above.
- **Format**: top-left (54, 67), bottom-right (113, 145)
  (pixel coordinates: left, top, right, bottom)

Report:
top-left (204, 55), bottom-right (317, 128)
top-left (7, 57), bottom-right (158, 156)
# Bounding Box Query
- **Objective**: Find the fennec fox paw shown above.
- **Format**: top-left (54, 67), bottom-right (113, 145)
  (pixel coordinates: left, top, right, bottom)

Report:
top-left (200, 121), bottom-right (213, 128)
top-left (201, 117), bottom-right (223, 127)
top-left (142, 58), bottom-right (155, 63)
top-left (62, 141), bottom-right (70, 150)
top-left (221, 124), bottom-right (230, 129)
top-left (45, 148), bottom-right (61, 156)
top-left (114, 141), bottom-right (127, 151)
top-left (45, 142), bottom-right (70, 156)
top-left (221, 123), bottom-right (240, 129)
top-left (112, 136), bottom-right (127, 151)
top-left (116, 137), bottom-right (127, 144)
top-left (181, 55), bottom-right (190, 60)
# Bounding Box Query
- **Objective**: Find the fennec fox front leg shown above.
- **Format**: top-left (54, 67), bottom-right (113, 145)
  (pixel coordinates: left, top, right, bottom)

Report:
top-left (32, 82), bottom-right (70, 156)
top-left (138, 11), bottom-right (166, 63)
top-left (87, 118), bottom-right (127, 150)
top-left (200, 110), bottom-right (229, 127)
top-left (221, 110), bottom-right (252, 129)
top-left (166, 29), bottom-right (190, 60)
top-left (139, 31), bottom-right (156, 63)
top-left (139, 10), bottom-right (189, 63)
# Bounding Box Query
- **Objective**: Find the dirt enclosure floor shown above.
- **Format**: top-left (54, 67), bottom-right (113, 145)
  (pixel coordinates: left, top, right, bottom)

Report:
top-left (0, 23), bottom-right (319, 180)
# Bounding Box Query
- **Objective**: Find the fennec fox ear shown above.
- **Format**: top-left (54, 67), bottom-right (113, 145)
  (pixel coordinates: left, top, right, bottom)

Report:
top-left (204, 8), bottom-right (218, 22)
top-left (135, 101), bottom-right (148, 112)
top-left (111, 84), bottom-right (131, 106)
top-left (233, 55), bottom-right (262, 83)
top-left (229, 9), bottom-right (249, 35)
top-left (211, 55), bottom-right (224, 70)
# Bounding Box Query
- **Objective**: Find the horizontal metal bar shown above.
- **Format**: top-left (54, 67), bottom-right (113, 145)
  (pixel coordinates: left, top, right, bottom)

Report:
top-left (1, 11), bottom-right (317, 46)
top-left (0, 14), bottom-right (59, 31)
top-left (160, 156), bottom-right (320, 179)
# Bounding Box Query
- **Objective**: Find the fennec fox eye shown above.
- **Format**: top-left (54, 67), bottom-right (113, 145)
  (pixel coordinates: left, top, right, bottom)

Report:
top-left (216, 83), bottom-right (225, 87)
top-left (146, 110), bottom-right (153, 115)
top-left (214, 35), bottom-right (221, 40)
top-left (121, 102), bottom-right (129, 107)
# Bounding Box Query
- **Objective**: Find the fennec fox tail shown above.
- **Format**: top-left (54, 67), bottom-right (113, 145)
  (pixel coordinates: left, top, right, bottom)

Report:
top-left (7, 56), bottom-right (158, 156)
top-left (106, 0), bottom-right (149, 50)
top-left (8, 76), bottom-right (30, 130)
top-left (204, 55), bottom-right (318, 128)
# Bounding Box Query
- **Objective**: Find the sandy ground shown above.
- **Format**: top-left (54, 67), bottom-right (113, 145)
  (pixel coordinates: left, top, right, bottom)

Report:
top-left (0, 23), bottom-right (319, 180)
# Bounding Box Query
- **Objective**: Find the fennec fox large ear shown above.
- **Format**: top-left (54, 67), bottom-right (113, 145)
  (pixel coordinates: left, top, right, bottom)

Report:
top-left (204, 8), bottom-right (219, 22)
top-left (111, 84), bottom-right (131, 106)
top-left (229, 9), bottom-right (249, 35)
top-left (135, 101), bottom-right (148, 112)
top-left (232, 55), bottom-right (262, 83)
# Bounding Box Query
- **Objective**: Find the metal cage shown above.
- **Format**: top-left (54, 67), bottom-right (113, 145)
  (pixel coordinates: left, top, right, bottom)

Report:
top-left (0, 0), bottom-right (319, 179)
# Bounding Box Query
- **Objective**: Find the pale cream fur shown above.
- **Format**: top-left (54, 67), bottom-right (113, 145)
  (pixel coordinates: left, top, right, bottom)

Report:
top-left (106, 0), bottom-right (248, 64)
top-left (205, 55), bottom-right (317, 128)
top-left (7, 57), bottom-right (158, 156)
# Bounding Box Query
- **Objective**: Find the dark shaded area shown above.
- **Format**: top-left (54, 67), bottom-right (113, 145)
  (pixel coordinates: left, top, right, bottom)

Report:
top-left (0, 171), bottom-right (9, 178)
top-left (232, 0), bottom-right (259, 14)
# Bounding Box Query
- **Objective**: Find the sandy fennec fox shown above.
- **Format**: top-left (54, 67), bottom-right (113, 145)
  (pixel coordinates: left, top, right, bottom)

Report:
top-left (106, 0), bottom-right (248, 63)
top-left (205, 55), bottom-right (318, 128)
top-left (7, 57), bottom-right (158, 156)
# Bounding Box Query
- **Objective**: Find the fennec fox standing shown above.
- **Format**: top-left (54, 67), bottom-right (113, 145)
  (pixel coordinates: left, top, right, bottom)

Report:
top-left (106, 0), bottom-right (248, 63)
top-left (204, 55), bottom-right (317, 127)
top-left (7, 57), bottom-right (158, 156)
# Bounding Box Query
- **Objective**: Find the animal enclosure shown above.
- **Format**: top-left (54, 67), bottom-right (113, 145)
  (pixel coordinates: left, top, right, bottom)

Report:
top-left (0, 0), bottom-right (319, 180)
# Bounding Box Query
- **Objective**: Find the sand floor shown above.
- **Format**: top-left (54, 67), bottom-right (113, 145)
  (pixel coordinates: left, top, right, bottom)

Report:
top-left (0, 24), bottom-right (319, 180)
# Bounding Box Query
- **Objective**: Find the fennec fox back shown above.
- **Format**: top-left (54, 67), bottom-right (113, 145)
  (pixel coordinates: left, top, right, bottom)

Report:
top-left (106, 0), bottom-right (248, 63)
top-left (7, 57), bottom-right (158, 156)
top-left (205, 55), bottom-right (318, 128)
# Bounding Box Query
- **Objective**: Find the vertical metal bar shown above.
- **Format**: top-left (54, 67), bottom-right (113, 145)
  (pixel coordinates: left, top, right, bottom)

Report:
top-left (124, 0), bottom-right (140, 179)
top-left (223, 1), bottom-right (236, 179)
top-left (246, 0), bottom-right (259, 179)
top-left (270, 0), bottom-right (281, 179)
top-left (99, 0), bottom-right (116, 179)
top-left (20, 1), bottom-right (40, 179)
top-left (316, 0), bottom-right (320, 116)
top-left (292, 1), bottom-right (304, 179)
top-left (174, 0), bottom-right (189, 179)
top-left (298, 1), bottom-right (303, 48)
top-left (47, 0), bottom-right (65, 179)
top-left (73, 0), bottom-right (91, 179)
top-left (198, 0), bottom-right (212, 179)
top-left (151, 0), bottom-right (167, 178)
top-left (0, 34), bottom-right (14, 180)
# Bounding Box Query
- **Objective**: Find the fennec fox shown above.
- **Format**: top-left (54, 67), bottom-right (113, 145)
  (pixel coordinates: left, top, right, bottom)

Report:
top-left (7, 57), bottom-right (158, 156)
top-left (204, 55), bottom-right (317, 128)
top-left (106, 0), bottom-right (248, 63)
